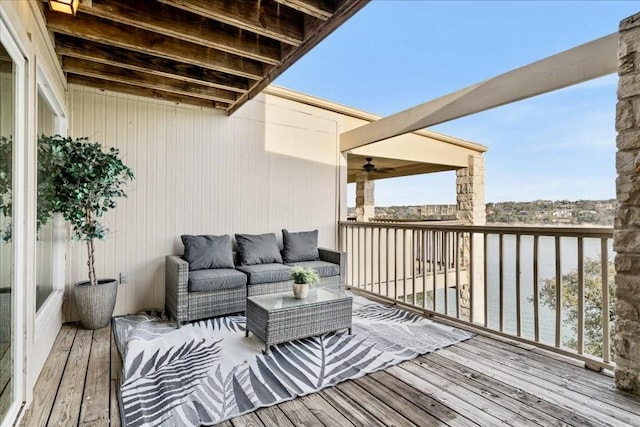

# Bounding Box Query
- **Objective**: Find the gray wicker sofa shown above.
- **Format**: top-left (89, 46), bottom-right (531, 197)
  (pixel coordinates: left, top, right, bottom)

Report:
top-left (165, 230), bottom-right (345, 327)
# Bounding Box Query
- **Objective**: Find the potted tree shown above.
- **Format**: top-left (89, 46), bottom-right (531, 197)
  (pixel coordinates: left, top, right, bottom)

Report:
top-left (48, 135), bottom-right (134, 329)
top-left (290, 266), bottom-right (320, 299)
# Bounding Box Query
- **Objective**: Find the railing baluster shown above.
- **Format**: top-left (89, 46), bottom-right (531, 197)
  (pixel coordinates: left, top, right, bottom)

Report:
top-left (555, 236), bottom-right (562, 348)
top-left (516, 234), bottom-right (521, 337)
top-left (444, 231), bottom-right (449, 315)
top-left (377, 227), bottom-right (381, 295)
top-left (577, 237), bottom-right (584, 355)
top-left (601, 238), bottom-right (611, 364)
top-left (402, 229), bottom-right (407, 302)
top-left (371, 227), bottom-right (375, 292)
top-left (455, 231), bottom-right (461, 319)
top-left (412, 230), bottom-right (417, 306)
top-left (484, 233), bottom-right (489, 328)
top-left (422, 229), bottom-right (427, 308)
top-left (371, 227), bottom-right (375, 293)
top-left (393, 228), bottom-right (398, 300)
top-left (533, 235), bottom-right (540, 342)
top-left (362, 227), bottom-right (370, 290)
top-left (385, 227), bottom-right (390, 298)
top-left (432, 230), bottom-right (437, 311)
top-left (350, 226), bottom-right (354, 288)
top-left (499, 233), bottom-right (504, 332)
top-left (469, 231), bottom-right (474, 323)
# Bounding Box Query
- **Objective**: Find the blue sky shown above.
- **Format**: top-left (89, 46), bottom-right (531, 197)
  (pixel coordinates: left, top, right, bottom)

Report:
top-left (274, 1), bottom-right (639, 206)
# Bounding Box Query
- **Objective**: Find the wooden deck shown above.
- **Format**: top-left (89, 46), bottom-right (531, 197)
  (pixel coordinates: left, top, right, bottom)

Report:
top-left (19, 322), bottom-right (640, 427)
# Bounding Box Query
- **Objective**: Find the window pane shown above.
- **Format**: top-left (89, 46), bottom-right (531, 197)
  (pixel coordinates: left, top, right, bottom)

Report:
top-left (36, 90), bottom-right (55, 311)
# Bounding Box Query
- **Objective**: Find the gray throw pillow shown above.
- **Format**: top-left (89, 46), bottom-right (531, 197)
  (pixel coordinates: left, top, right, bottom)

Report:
top-left (181, 234), bottom-right (235, 271)
top-left (282, 229), bottom-right (319, 263)
top-left (235, 233), bottom-right (283, 265)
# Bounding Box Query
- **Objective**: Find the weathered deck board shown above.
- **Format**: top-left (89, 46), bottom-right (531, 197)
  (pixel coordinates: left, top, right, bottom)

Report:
top-left (79, 324), bottom-right (111, 424)
top-left (417, 353), bottom-right (578, 426)
top-left (471, 335), bottom-right (640, 410)
top-left (367, 369), bottom-right (476, 427)
top-left (355, 374), bottom-right (445, 426)
top-left (335, 380), bottom-right (417, 426)
top-left (21, 322), bottom-right (640, 427)
top-left (297, 392), bottom-right (354, 426)
top-left (20, 324), bottom-right (77, 426)
top-left (441, 345), bottom-right (636, 426)
top-left (318, 386), bottom-right (386, 427)
top-left (47, 327), bottom-right (93, 426)
top-left (253, 405), bottom-right (295, 427)
top-left (455, 340), bottom-right (640, 425)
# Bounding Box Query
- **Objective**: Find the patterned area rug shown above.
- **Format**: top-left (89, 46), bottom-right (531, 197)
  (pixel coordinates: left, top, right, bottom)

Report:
top-left (113, 293), bottom-right (474, 427)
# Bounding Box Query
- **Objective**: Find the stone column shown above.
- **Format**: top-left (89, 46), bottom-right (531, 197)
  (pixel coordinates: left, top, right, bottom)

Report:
top-left (456, 154), bottom-right (486, 323)
top-left (355, 172), bottom-right (374, 222)
top-left (615, 12), bottom-right (640, 395)
top-left (456, 154), bottom-right (486, 225)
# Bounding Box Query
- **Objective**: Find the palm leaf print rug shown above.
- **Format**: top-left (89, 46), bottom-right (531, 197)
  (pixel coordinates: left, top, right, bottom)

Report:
top-left (113, 293), bottom-right (474, 426)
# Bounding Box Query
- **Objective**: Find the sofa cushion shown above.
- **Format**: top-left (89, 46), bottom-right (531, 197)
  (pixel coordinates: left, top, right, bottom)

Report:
top-left (285, 260), bottom-right (339, 278)
top-left (188, 268), bottom-right (247, 292)
top-left (282, 229), bottom-right (319, 263)
top-left (181, 234), bottom-right (234, 271)
top-left (235, 233), bottom-right (283, 265)
top-left (236, 263), bottom-right (292, 285)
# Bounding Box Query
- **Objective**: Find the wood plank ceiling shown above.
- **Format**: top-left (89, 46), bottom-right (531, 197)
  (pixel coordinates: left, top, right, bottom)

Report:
top-left (40, 0), bottom-right (369, 114)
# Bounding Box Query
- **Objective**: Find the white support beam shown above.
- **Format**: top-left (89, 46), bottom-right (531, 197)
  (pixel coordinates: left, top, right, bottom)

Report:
top-left (341, 33), bottom-right (618, 152)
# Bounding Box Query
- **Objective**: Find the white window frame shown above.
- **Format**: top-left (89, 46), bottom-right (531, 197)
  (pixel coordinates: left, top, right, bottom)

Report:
top-left (0, 14), bottom-right (27, 427)
top-left (34, 64), bottom-right (66, 326)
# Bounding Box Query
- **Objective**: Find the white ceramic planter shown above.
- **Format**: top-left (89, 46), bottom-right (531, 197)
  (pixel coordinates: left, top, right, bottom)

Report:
top-left (292, 283), bottom-right (309, 299)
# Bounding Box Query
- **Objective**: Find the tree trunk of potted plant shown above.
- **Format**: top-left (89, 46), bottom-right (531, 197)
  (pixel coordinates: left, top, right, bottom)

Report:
top-left (74, 239), bottom-right (117, 329)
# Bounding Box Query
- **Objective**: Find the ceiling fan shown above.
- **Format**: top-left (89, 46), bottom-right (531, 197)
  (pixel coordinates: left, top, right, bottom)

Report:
top-left (362, 157), bottom-right (395, 174)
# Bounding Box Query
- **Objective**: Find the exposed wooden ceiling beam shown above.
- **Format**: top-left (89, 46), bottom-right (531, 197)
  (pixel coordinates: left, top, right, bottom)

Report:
top-left (45, 8), bottom-right (265, 80)
top-left (341, 33), bottom-right (618, 152)
top-left (227, 0), bottom-right (370, 114)
top-left (62, 57), bottom-right (238, 103)
top-left (79, 0), bottom-right (282, 65)
top-left (55, 35), bottom-right (250, 93)
top-left (157, 0), bottom-right (304, 46)
top-left (68, 74), bottom-right (228, 110)
top-left (273, 0), bottom-right (333, 20)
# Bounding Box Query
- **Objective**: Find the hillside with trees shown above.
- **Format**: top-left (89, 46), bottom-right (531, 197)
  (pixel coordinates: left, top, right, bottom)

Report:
top-left (347, 199), bottom-right (616, 226)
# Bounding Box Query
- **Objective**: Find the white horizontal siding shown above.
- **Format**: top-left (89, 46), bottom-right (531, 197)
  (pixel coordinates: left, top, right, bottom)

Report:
top-left (67, 85), bottom-right (345, 318)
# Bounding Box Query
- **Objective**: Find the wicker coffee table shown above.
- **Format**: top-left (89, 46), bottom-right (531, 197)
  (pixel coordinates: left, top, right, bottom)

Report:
top-left (245, 288), bottom-right (352, 355)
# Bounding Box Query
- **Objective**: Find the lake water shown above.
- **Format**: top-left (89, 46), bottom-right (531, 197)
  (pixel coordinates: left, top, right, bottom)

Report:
top-left (429, 234), bottom-right (614, 350)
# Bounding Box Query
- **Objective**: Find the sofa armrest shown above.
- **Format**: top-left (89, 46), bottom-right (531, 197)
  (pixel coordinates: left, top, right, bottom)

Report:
top-left (318, 247), bottom-right (346, 285)
top-left (165, 255), bottom-right (189, 326)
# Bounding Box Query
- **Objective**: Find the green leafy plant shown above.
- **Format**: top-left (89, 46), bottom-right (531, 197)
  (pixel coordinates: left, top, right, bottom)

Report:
top-left (290, 266), bottom-right (320, 285)
top-left (0, 134), bottom-right (61, 242)
top-left (47, 135), bottom-right (134, 286)
top-left (538, 256), bottom-right (615, 358)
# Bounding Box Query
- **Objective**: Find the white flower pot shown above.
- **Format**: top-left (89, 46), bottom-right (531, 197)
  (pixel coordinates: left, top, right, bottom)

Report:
top-left (292, 283), bottom-right (309, 299)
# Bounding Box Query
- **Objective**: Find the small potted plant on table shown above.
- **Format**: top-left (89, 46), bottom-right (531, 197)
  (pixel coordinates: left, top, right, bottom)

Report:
top-left (290, 266), bottom-right (320, 299)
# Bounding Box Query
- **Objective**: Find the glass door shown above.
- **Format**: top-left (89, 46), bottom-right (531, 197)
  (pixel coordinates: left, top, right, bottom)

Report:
top-left (0, 41), bottom-right (15, 423)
